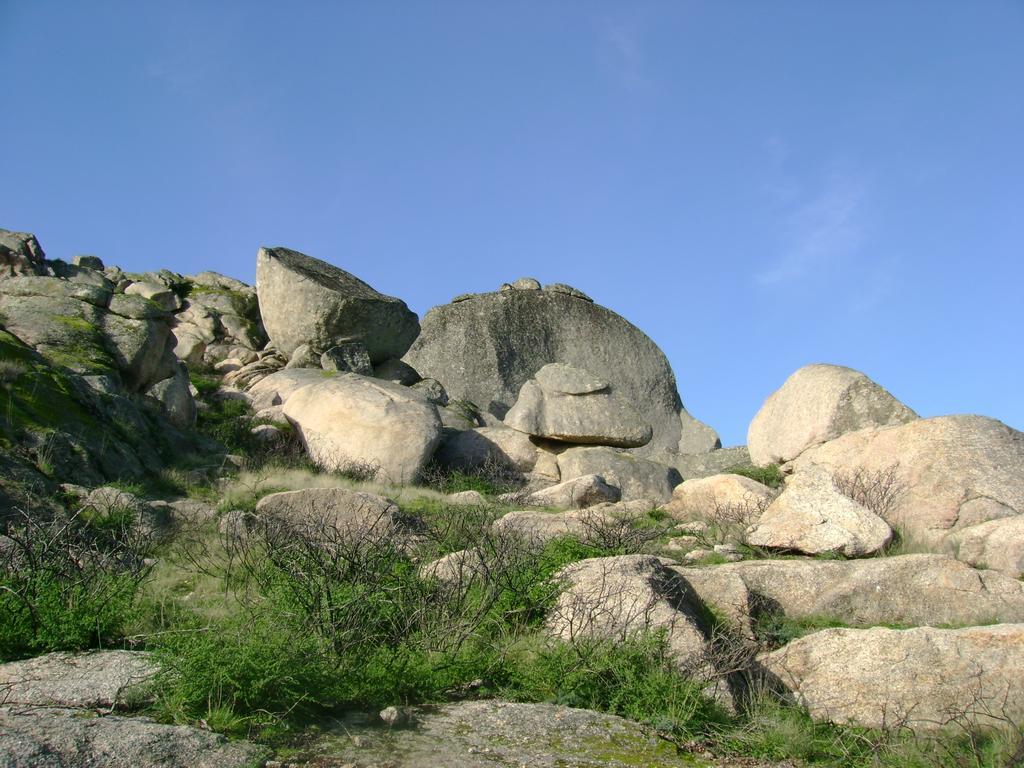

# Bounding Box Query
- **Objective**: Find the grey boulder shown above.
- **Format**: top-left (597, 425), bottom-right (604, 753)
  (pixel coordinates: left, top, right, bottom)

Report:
top-left (256, 246), bottom-right (419, 362)
top-left (556, 446), bottom-right (681, 504)
top-left (504, 363), bottom-right (652, 448)
top-left (403, 286), bottom-right (710, 457)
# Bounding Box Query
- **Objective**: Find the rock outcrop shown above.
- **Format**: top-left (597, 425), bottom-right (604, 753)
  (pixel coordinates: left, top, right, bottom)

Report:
top-left (791, 415), bottom-right (1024, 550)
top-left (256, 246), bottom-right (419, 362)
top-left (745, 468), bottom-right (893, 557)
top-left (403, 282), bottom-right (716, 456)
top-left (0, 651), bottom-right (156, 709)
top-left (673, 554), bottom-right (1024, 631)
top-left (748, 364), bottom-right (917, 466)
top-left (282, 374), bottom-right (443, 483)
top-left (952, 515), bottom-right (1024, 578)
top-left (760, 625), bottom-right (1024, 731)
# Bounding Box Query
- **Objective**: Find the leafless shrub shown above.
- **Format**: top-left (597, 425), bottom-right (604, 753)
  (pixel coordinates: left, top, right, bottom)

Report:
top-left (684, 492), bottom-right (776, 551)
top-left (575, 505), bottom-right (669, 554)
top-left (832, 462), bottom-right (906, 519)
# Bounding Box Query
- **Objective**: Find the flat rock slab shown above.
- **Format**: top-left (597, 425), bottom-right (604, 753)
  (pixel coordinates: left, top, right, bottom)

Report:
top-left (285, 700), bottom-right (702, 767)
top-left (0, 651), bottom-right (156, 710)
top-left (0, 707), bottom-right (269, 767)
top-left (760, 624), bottom-right (1024, 731)
top-left (671, 554), bottom-right (1024, 631)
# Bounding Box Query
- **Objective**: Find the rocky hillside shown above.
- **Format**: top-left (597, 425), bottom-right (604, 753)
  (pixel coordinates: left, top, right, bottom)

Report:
top-left (2, 226), bottom-right (1023, 767)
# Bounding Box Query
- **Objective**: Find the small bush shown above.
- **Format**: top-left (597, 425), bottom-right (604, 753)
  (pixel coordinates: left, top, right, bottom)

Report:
top-left (727, 463), bottom-right (784, 489)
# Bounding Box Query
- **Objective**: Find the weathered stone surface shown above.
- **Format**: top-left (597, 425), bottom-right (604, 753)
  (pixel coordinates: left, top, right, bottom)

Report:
top-left (492, 507), bottom-right (617, 545)
top-left (673, 554), bottom-right (1024, 631)
top-left (748, 364), bottom-right (918, 466)
top-left (256, 246), bottom-right (419, 362)
top-left (73, 254), bottom-right (105, 270)
top-left (543, 282), bottom-right (593, 301)
top-left (650, 446), bottom-right (753, 481)
top-left (446, 489), bottom-right (488, 506)
top-left (953, 515), bottom-right (1024, 578)
top-left (760, 625), bottom-right (1024, 731)
top-left (255, 487), bottom-right (421, 544)
top-left (548, 555), bottom-right (709, 670)
top-left (248, 368), bottom-right (333, 410)
top-left (147, 362), bottom-right (196, 429)
top-left (0, 708), bottom-right (269, 767)
top-left (0, 229), bottom-right (47, 278)
top-left (434, 425), bottom-right (540, 475)
top-left (504, 365), bottom-right (653, 448)
top-left (0, 651), bottom-right (156, 709)
top-left (296, 700), bottom-right (693, 767)
top-left (124, 280), bottom-right (180, 311)
top-left (283, 374), bottom-right (443, 483)
top-left (373, 357), bottom-right (421, 385)
top-left (410, 377), bottom-right (449, 406)
top-left (557, 446), bottom-right (681, 504)
top-left (1, 274), bottom-right (112, 307)
top-left (420, 547), bottom-right (489, 584)
top-left (792, 415), bottom-right (1024, 548)
top-left (745, 468), bottom-right (892, 557)
top-left (678, 411), bottom-right (722, 454)
top-left (663, 474), bottom-right (775, 521)
top-left (321, 342), bottom-right (373, 374)
top-left (286, 342), bottom-right (321, 369)
top-left (504, 474), bottom-right (620, 509)
top-left (101, 313), bottom-right (177, 391)
top-left (403, 288), bottom-right (704, 456)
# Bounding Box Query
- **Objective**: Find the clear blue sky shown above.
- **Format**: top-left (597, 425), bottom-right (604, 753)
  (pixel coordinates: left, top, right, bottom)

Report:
top-left (2, 2), bottom-right (1022, 446)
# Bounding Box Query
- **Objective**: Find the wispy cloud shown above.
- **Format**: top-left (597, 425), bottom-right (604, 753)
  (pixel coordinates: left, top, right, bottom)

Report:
top-left (601, 17), bottom-right (653, 92)
top-left (756, 167), bottom-right (869, 285)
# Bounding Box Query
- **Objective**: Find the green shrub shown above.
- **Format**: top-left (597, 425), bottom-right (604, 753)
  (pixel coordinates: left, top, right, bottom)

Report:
top-left (0, 511), bottom-right (151, 661)
top-left (501, 633), bottom-right (726, 737)
top-left (726, 463), bottom-right (784, 488)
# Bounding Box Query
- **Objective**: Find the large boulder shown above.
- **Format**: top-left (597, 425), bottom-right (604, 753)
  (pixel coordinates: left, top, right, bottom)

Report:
top-left (492, 508), bottom-right (616, 545)
top-left (791, 415), bottom-right (1024, 549)
top-left (403, 284), bottom-right (715, 456)
top-left (256, 246), bottom-right (419, 362)
top-left (504, 363), bottom-right (652, 448)
top-left (556, 446), bottom-right (681, 504)
top-left (748, 364), bottom-right (917, 466)
top-left (547, 555), bottom-right (710, 671)
top-left (953, 515), bottom-right (1024, 578)
top-left (760, 625), bottom-right (1024, 731)
top-left (282, 373), bottom-right (443, 484)
top-left (744, 468), bottom-right (892, 557)
top-left (672, 554), bottom-right (1024, 631)
top-left (248, 367), bottom-right (334, 410)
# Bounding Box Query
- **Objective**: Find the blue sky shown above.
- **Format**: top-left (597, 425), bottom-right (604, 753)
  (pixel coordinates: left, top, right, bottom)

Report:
top-left (2, 1), bottom-right (1022, 446)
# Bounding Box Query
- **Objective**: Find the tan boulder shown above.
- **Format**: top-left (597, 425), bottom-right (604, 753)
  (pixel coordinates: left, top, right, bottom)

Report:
top-left (663, 474), bottom-right (775, 522)
top-left (748, 364), bottom-right (917, 466)
top-left (760, 625), bottom-right (1024, 731)
top-left (547, 555), bottom-right (709, 671)
top-left (282, 374), bottom-right (442, 484)
top-left (791, 415), bottom-right (1024, 548)
top-left (672, 554), bottom-right (1024, 630)
top-left (501, 474), bottom-right (620, 509)
top-left (953, 515), bottom-right (1024, 578)
top-left (255, 487), bottom-right (421, 545)
top-left (745, 469), bottom-right (892, 557)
